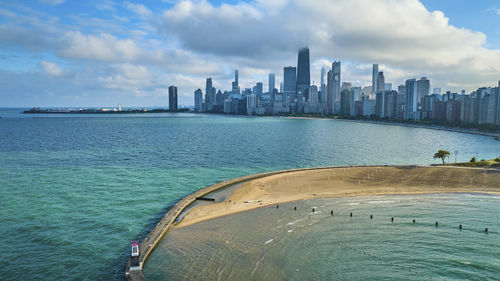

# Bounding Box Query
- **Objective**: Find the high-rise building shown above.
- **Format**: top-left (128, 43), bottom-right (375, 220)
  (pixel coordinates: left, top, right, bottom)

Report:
top-left (341, 82), bottom-right (352, 91)
top-left (350, 87), bottom-right (362, 116)
top-left (417, 77), bottom-right (430, 104)
top-left (211, 87), bottom-right (217, 105)
top-left (309, 85), bottom-right (319, 103)
top-left (404, 79), bottom-right (418, 120)
top-left (232, 70), bottom-right (240, 94)
top-left (269, 73), bottom-right (275, 93)
top-left (168, 86), bottom-right (178, 111)
top-left (372, 64), bottom-right (379, 93)
top-left (246, 94), bottom-right (256, 115)
top-left (326, 62), bottom-right (341, 114)
top-left (320, 67), bottom-right (326, 103)
top-left (296, 47), bottom-right (310, 100)
top-left (194, 89), bottom-right (203, 112)
top-left (205, 78), bottom-right (213, 105)
top-left (397, 85), bottom-right (406, 95)
top-left (255, 82), bottom-right (263, 100)
top-left (376, 72), bottom-right (385, 92)
top-left (384, 83), bottom-right (392, 91)
top-left (327, 70), bottom-right (334, 113)
top-left (332, 61), bottom-right (341, 105)
top-left (433, 88), bottom-right (441, 95)
top-left (283, 66), bottom-right (296, 102)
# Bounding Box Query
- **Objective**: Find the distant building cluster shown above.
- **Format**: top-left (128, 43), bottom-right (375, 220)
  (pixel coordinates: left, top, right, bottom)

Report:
top-left (192, 47), bottom-right (500, 126)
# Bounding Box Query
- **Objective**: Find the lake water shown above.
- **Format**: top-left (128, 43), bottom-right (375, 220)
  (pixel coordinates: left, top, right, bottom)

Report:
top-left (144, 194), bottom-right (500, 280)
top-left (1, 108), bottom-right (499, 280)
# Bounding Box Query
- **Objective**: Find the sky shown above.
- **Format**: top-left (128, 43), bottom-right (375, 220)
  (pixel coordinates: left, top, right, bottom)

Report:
top-left (1, 0), bottom-right (500, 107)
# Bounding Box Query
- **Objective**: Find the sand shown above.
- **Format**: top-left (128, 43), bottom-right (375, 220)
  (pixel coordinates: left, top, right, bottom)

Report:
top-left (175, 166), bottom-right (500, 228)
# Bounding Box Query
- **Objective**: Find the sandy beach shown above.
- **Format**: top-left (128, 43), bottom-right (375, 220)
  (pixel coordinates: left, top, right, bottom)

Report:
top-left (176, 166), bottom-right (500, 228)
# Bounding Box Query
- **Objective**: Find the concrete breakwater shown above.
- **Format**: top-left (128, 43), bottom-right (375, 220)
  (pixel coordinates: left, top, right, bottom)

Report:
top-left (125, 165), bottom-right (345, 280)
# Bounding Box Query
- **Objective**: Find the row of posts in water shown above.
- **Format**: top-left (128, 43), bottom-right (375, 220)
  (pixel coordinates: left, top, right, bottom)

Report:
top-left (277, 204), bottom-right (489, 233)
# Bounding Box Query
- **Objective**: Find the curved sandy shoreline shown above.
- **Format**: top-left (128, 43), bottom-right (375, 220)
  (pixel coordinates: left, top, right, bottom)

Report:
top-left (175, 166), bottom-right (500, 228)
top-left (129, 165), bottom-right (499, 279)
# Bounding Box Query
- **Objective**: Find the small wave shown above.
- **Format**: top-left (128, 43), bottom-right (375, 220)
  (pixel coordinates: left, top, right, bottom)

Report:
top-left (286, 218), bottom-right (304, 226)
top-left (345, 203), bottom-right (359, 206)
top-left (367, 200), bottom-right (395, 204)
top-left (287, 230), bottom-right (293, 233)
top-left (264, 239), bottom-right (273, 245)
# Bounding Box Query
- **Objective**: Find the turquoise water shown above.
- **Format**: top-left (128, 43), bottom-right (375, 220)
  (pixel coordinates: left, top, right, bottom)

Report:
top-left (1, 108), bottom-right (499, 280)
top-left (144, 194), bottom-right (500, 280)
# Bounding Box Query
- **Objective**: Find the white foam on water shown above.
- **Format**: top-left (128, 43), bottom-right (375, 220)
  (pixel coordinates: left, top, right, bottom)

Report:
top-left (367, 200), bottom-right (395, 204)
top-left (287, 230), bottom-right (293, 233)
top-left (286, 218), bottom-right (305, 225)
top-left (345, 203), bottom-right (359, 206)
top-left (264, 239), bottom-right (274, 245)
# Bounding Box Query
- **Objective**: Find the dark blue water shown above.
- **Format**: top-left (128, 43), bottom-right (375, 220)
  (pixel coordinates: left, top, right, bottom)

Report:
top-left (1, 108), bottom-right (499, 280)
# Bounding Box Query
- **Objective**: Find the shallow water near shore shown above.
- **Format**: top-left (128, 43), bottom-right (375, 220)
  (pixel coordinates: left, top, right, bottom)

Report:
top-left (1, 109), bottom-right (500, 280)
top-left (144, 193), bottom-right (500, 280)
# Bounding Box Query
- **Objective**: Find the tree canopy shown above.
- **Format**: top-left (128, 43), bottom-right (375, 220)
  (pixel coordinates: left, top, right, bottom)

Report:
top-left (433, 150), bottom-right (451, 164)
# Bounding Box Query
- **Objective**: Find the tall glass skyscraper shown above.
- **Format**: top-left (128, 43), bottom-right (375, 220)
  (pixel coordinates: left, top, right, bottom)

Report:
top-left (168, 85), bottom-right (178, 111)
top-left (372, 64), bottom-right (379, 94)
top-left (404, 78), bottom-right (418, 120)
top-left (283, 66), bottom-right (296, 102)
top-left (269, 73), bottom-right (275, 93)
top-left (232, 70), bottom-right (240, 94)
top-left (205, 78), bottom-right (212, 105)
top-left (296, 47), bottom-right (310, 100)
top-left (194, 89), bottom-right (203, 112)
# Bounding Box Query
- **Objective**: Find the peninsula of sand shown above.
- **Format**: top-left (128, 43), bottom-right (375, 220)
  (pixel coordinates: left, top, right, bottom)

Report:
top-left (176, 166), bottom-right (500, 228)
top-left (128, 165), bottom-right (500, 279)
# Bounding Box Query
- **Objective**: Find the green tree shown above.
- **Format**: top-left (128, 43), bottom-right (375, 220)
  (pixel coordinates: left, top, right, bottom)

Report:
top-left (433, 150), bottom-right (451, 164)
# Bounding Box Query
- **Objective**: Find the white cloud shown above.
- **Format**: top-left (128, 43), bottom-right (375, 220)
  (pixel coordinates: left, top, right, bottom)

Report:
top-left (124, 2), bottom-right (152, 17)
top-left (39, 61), bottom-right (73, 77)
top-left (38, 0), bottom-right (65, 5)
top-left (96, 0), bottom-right (117, 11)
top-left (59, 31), bottom-right (141, 62)
top-left (2, 0), bottom-right (500, 107)
top-left (157, 0), bottom-right (500, 91)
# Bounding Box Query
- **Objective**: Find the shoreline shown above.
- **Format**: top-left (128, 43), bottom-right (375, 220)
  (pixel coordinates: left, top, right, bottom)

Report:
top-left (175, 166), bottom-right (500, 228)
top-left (128, 165), bottom-right (500, 280)
top-left (280, 116), bottom-right (500, 141)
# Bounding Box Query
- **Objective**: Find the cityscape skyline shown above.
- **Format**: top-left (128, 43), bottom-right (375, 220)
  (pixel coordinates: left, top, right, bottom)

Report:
top-left (1, 0), bottom-right (500, 107)
top-left (188, 46), bottom-right (500, 128)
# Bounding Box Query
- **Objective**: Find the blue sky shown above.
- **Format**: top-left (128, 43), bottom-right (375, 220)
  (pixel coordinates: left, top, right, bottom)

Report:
top-left (1, 0), bottom-right (500, 107)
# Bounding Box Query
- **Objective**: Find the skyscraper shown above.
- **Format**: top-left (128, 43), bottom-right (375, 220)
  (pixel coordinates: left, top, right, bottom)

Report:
top-left (232, 70), bottom-right (240, 94)
top-left (194, 89), bottom-right (203, 112)
top-left (309, 85), bottom-right (319, 103)
top-left (327, 70), bottom-right (334, 113)
top-left (296, 47), bottom-right (310, 100)
top-left (404, 78), bottom-right (418, 120)
top-left (326, 62), bottom-right (341, 114)
top-left (168, 86), bottom-right (178, 111)
top-left (417, 77), bottom-right (430, 104)
top-left (255, 82), bottom-right (263, 100)
top-left (205, 78), bottom-right (212, 105)
top-left (320, 67), bottom-right (326, 103)
top-left (269, 73), bottom-right (275, 93)
top-left (332, 61), bottom-right (341, 110)
top-left (376, 72), bottom-right (385, 92)
top-left (283, 66), bottom-right (296, 102)
top-left (372, 64), bottom-right (378, 94)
